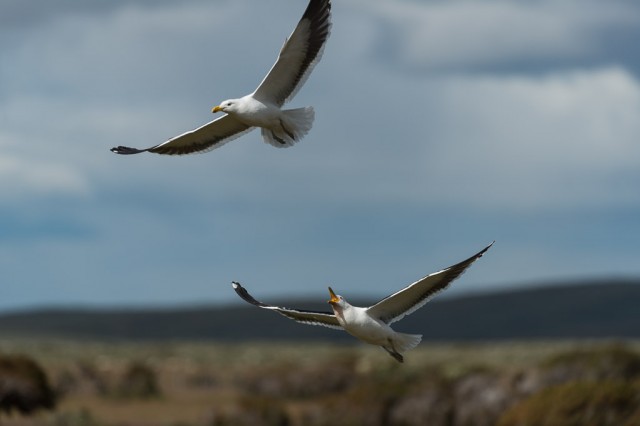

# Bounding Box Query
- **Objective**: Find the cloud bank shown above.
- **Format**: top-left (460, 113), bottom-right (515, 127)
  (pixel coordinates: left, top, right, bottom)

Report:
top-left (1, 0), bottom-right (639, 310)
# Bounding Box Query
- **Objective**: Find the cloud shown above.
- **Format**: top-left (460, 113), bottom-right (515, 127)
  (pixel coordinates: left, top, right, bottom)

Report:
top-left (354, 0), bottom-right (640, 71)
top-left (263, 64), bottom-right (640, 213)
top-left (0, 0), bottom-right (188, 29)
top-left (0, 154), bottom-right (89, 197)
top-left (0, 112), bottom-right (90, 197)
top-left (418, 66), bottom-right (640, 210)
top-left (1, 0), bottom-right (640, 310)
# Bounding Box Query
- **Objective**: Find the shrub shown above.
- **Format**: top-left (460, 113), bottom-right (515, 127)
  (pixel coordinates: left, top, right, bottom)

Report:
top-left (497, 380), bottom-right (640, 426)
top-left (206, 395), bottom-right (289, 426)
top-left (293, 369), bottom-right (416, 426)
top-left (0, 353), bottom-right (56, 415)
top-left (540, 344), bottom-right (640, 385)
top-left (238, 355), bottom-right (358, 398)
top-left (49, 408), bottom-right (102, 426)
top-left (388, 370), bottom-right (453, 426)
top-left (452, 370), bottom-right (528, 426)
top-left (115, 361), bottom-right (161, 399)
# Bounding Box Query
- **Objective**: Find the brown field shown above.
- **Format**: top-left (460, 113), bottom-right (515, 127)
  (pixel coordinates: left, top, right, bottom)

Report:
top-left (1, 339), bottom-right (639, 426)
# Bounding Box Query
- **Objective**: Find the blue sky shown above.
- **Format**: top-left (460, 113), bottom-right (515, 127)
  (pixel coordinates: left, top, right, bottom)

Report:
top-left (1, 0), bottom-right (640, 311)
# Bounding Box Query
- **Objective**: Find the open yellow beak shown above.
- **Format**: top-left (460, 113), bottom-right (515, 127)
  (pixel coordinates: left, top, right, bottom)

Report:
top-left (211, 105), bottom-right (223, 113)
top-left (328, 287), bottom-right (339, 304)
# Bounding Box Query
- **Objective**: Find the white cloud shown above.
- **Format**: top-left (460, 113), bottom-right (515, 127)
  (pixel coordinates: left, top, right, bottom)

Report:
top-left (1, 0), bottom-right (640, 310)
top-left (421, 67), bottom-right (640, 210)
top-left (245, 65), bottom-right (640, 213)
top-left (3, 0), bottom-right (639, 213)
top-left (354, 0), bottom-right (640, 70)
top-left (0, 151), bottom-right (89, 197)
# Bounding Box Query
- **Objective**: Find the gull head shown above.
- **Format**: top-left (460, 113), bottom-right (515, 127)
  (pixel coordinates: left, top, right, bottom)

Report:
top-left (327, 287), bottom-right (342, 306)
top-left (212, 99), bottom-right (236, 114)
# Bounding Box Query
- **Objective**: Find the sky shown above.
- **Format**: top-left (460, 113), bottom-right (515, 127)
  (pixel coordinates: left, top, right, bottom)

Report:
top-left (1, 0), bottom-right (639, 312)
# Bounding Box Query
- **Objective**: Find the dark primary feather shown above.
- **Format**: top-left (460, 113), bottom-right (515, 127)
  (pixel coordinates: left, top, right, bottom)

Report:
top-left (231, 281), bottom-right (342, 330)
top-left (253, 0), bottom-right (331, 106)
top-left (110, 146), bottom-right (148, 155)
top-left (367, 242), bottom-right (494, 324)
top-left (232, 281), bottom-right (272, 308)
top-left (111, 115), bottom-right (252, 156)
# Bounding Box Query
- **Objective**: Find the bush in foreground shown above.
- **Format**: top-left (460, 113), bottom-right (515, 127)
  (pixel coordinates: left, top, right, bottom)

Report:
top-left (497, 380), bottom-right (640, 426)
top-left (0, 353), bottom-right (56, 415)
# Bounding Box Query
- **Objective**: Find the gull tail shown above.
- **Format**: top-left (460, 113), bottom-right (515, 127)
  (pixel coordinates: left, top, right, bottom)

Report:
top-left (262, 106), bottom-right (315, 148)
top-left (394, 332), bottom-right (422, 353)
top-left (384, 332), bottom-right (422, 362)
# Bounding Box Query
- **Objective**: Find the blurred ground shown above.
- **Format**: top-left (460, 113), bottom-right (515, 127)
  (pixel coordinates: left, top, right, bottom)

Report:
top-left (1, 339), bottom-right (639, 425)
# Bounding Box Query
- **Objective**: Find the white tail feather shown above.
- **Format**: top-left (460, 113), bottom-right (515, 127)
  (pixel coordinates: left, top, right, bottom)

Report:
top-left (393, 332), bottom-right (422, 354)
top-left (261, 107), bottom-right (315, 148)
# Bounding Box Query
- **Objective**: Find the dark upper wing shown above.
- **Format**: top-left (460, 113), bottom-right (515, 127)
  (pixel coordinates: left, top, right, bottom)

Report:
top-left (366, 242), bottom-right (494, 324)
top-left (232, 281), bottom-right (342, 330)
top-left (111, 114), bottom-right (253, 156)
top-left (251, 0), bottom-right (331, 106)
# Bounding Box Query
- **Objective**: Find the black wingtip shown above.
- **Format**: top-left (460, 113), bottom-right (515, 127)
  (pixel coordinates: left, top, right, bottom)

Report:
top-left (231, 281), bottom-right (268, 308)
top-left (110, 146), bottom-right (147, 155)
top-left (438, 242), bottom-right (494, 283)
top-left (478, 241), bottom-right (495, 257)
top-left (465, 241), bottom-right (494, 265)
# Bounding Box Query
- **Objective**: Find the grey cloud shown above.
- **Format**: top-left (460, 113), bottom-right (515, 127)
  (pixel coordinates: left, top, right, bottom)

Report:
top-left (355, 0), bottom-right (640, 74)
top-left (1, 0), bottom-right (639, 310)
top-left (0, 0), bottom-right (192, 28)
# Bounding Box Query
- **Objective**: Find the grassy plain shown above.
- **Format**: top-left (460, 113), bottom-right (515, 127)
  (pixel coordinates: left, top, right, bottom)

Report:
top-left (1, 339), bottom-right (639, 426)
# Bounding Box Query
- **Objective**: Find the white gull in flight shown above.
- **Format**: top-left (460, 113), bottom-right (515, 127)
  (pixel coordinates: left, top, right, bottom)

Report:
top-left (111, 0), bottom-right (331, 156)
top-left (232, 242), bottom-right (493, 362)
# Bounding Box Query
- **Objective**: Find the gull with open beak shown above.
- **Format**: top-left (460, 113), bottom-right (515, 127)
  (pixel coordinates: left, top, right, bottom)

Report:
top-left (232, 242), bottom-right (493, 362)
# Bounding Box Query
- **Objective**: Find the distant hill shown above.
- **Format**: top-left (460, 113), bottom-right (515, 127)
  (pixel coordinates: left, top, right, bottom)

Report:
top-left (0, 280), bottom-right (638, 341)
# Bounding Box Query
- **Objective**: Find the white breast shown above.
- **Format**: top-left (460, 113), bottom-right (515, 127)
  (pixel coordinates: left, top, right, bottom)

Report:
top-left (234, 96), bottom-right (282, 127)
top-left (340, 306), bottom-right (396, 346)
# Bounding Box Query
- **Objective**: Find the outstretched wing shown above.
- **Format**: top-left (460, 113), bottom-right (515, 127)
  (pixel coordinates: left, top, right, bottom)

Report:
top-left (252, 0), bottom-right (331, 106)
top-left (366, 242), bottom-right (494, 324)
top-left (232, 281), bottom-right (342, 330)
top-left (111, 115), bottom-right (253, 156)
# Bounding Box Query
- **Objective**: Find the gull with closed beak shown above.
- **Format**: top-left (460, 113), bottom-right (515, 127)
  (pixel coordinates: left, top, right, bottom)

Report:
top-left (111, 0), bottom-right (331, 155)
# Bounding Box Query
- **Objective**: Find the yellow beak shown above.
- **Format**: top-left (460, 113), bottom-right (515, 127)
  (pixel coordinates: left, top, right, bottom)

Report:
top-left (328, 287), bottom-right (339, 304)
top-left (212, 105), bottom-right (223, 113)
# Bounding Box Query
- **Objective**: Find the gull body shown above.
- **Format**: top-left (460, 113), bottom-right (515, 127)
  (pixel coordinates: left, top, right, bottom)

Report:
top-left (111, 0), bottom-right (331, 155)
top-left (211, 96), bottom-right (312, 146)
top-left (232, 242), bottom-right (493, 362)
top-left (329, 293), bottom-right (421, 363)
top-left (213, 97), bottom-right (279, 127)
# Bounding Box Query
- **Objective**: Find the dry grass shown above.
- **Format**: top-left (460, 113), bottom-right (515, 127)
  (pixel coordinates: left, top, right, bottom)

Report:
top-left (0, 339), bottom-right (638, 426)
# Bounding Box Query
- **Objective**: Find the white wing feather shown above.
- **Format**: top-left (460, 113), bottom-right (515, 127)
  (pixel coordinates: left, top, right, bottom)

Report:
top-left (232, 282), bottom-right (342, 330)
top-left (252, 0), bottom-right (331, 106)
top-left (366, 243), bottom-right (494, 324)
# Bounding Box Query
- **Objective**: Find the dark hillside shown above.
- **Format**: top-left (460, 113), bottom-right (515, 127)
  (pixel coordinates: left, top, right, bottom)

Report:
top-left (0, 280), bottom-right (638, 341)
